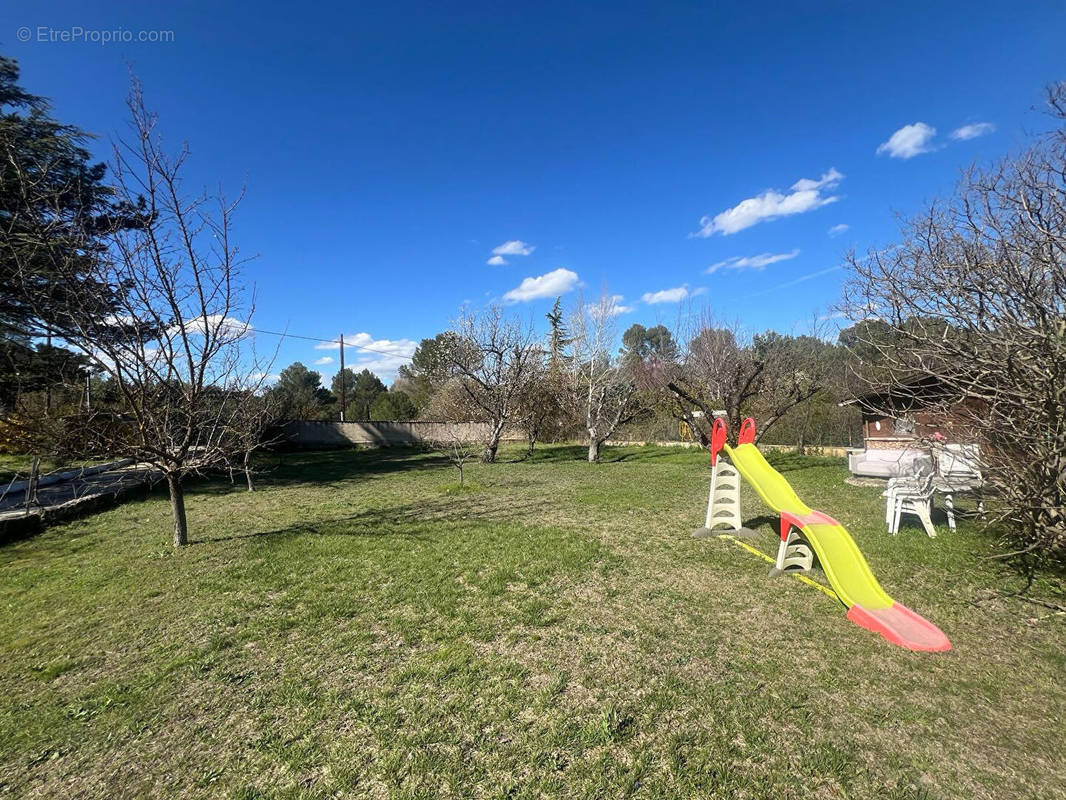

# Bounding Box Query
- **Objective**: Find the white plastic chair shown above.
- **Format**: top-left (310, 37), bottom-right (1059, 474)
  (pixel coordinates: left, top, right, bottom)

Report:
top-left (883, 465), bottom-right (938, 537)
top-left (882, 462), bottom-right (928, 525)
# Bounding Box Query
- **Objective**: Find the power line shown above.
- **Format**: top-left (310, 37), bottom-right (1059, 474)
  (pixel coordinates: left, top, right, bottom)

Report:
top-left (245, 325), bottom-right (415, 362)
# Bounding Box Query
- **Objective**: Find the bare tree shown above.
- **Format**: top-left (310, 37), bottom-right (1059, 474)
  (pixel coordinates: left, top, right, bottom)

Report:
top-left (13, 84), bottom-right (273, 546)
top-left (645, 311), bottom-right (830, 446)
top-left (513, 324), bottom-right (577, 458)
top-left (570, 292), bottom-right (644, 462)
top-left (432, 430), bottom-right (477, 486)
top-left (840, 83), bottom-right (1066, 568)
top-left (448, 305), bottom-right (538, 463)
top-left (424, 379), bottom-right (481, 485)
top-left (222, 390), bottom-right (282, 492)
top-left (512, 352), bottom-right (550, 458)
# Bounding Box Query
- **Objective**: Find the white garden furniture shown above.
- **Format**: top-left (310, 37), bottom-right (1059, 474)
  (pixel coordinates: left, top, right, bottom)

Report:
top-left (881, 443), bottom-right (985, 536)
top-left (883, 466), bottom-right (938, 537)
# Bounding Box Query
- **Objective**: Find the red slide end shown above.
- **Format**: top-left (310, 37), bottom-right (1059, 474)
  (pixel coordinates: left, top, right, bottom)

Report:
top-left (738, 417), bottom-right (756, 445)
top-left (846, 603), bottom-right (952, 652)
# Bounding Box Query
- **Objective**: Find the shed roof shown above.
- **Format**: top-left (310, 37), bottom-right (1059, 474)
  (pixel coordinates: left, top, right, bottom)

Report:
top-left (839, 374), bottom-right (958, 412)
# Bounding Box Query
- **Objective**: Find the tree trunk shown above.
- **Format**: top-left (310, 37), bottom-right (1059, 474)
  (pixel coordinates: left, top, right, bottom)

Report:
top-left (167, 472), bottom-right (189, 547)
top-left (526, 429), bottom-right (537, 459)
top-left (588, 437), bottom-right (600, 463)
top-left (244, 449), bottom-right (254, 492)
top-left (482, 420), bottom-right (504, 463)
top-left (457, 461), bottom-right (465, 486)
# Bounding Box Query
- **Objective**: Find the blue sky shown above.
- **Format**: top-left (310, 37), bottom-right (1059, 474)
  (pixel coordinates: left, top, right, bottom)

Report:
top-left (3, 1), bottom-right (1063, 382)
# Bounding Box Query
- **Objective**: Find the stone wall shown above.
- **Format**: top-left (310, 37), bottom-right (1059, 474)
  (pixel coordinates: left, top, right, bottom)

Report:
top-left (276, 420), bottom-right (521, 449)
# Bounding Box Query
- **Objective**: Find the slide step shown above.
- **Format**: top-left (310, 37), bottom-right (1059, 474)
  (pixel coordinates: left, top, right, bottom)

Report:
top-left (846, 603), bottom-right (952, 652)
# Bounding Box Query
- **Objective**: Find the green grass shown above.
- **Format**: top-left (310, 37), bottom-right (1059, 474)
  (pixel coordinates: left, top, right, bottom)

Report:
top-left (1, 443), bottom-right (1064, 799)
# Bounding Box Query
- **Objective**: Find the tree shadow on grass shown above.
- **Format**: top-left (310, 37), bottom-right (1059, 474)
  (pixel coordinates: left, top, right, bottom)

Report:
top-left (179, 447), bottom-right (450, 497)
top-left (763, 452), bottom-right (843, 472)
top-left (523, 444), bottom-right (699, 465)
top-left (192, 493), bottom-right (552, 546)
top-left (522, 445), bottom-right (590, 464)
top-left (187, 444), bottom-right (706, 492)
top-left (609, 447), bottom-right (701, 463)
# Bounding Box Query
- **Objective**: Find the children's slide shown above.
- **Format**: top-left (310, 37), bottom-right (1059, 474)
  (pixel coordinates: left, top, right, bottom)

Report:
top-left (722, 421), bottom-right (951, 651)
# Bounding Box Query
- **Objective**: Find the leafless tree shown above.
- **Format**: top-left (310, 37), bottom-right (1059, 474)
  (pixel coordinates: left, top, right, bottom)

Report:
top-left (222, 390), bottom-right (283, 492)
top-left (433, 430), bottom-right (477, 486)
top-left (840, 83), bottom-right (1066, 568)
top-left (570, 292), bottom-right (645, 462)
top-left (512, 351), bottom-right (549, 458)
top-left (448, 305), bottom-right (538, 462)
top-left (649, 311), bottom-right (830, 446)
top-left (13, 83), bottom-right (274, 546)
top-left (424, 380), bottom-right (480, 484)
top-left (512, 345), bottom-right (578, 458)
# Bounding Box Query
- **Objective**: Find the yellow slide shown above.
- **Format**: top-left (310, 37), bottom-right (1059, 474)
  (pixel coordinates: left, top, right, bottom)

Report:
top-left (721, 436), bottom-right (951, 651)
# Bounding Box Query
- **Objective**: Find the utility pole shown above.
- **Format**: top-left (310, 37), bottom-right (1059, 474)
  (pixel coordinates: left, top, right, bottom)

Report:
top-left (339, 333), bottom-right (346, 422)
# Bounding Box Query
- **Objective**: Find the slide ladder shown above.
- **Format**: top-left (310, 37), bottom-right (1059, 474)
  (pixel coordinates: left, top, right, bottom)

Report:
top-left (710, 418), bottom-right (950, 652)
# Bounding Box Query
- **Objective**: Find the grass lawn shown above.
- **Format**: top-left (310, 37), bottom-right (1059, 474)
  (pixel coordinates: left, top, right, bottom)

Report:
top-left (1, 444), bottom-right (1064, 799)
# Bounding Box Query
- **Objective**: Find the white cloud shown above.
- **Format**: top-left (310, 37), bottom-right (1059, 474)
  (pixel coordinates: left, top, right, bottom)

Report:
top-left (789, 170), bottom-right (843, 193)
top-left (707, 248), bottom-right (799, 275)
top-left (951, 122), bottom-right (995, 141)
top-left (314, 356), bottom-right (334, 366)
top-left (642, 286), bottom-right (689, 304)
top-left (168, 314), bottom-right (249, 338)
top-left (493, 239), bottom-right (535, 256)
top-left (487, 239), bottom-right (535, 265)
top-left (877, 122), bottom-right (937, 159)
top-left (827, 223), bottom-right (849, 237)
top-left (312, 332), bottom-right (418, 381)
top-left (691, 169), bottom-right (843, 237)
top-left (503, 268), bottom-right (579, 303)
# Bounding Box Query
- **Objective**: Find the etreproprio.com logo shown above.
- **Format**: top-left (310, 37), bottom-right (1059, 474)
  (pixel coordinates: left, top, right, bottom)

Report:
top-left (16, 26), bottom-right (175, 44)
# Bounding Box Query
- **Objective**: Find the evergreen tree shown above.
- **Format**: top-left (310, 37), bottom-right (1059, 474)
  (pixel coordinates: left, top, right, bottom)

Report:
top-left (620, 323), bottom-right (678, 366)
top-left (330, 367), bottom-right (357, 418)
top-left (269, 362), bottom-right (334, 419)
top-left (0, 55), bottom-right (142, 410)
top-left (545, 296), bottom-right (572, 370)
top-left (332, 367), bottom-right (385, 419)
top-left (393, 331), bottom-right (461, 410)
top-left (0, 55), bottom-right (141, 339)
top-left (370, 390), bottom-right (417, 420)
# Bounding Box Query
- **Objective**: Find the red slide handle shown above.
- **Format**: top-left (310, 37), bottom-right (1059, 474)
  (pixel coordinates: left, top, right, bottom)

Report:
top-left (710, 417), bottom-right (728, 466)
top-left (738, 417), bottom-right (756, 445)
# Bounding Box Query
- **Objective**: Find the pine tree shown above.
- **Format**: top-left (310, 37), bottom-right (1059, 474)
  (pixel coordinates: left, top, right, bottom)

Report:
top-left (545, 296), bottom-right (572, 373)
top-left (0, 55), bottom-right (142, 409)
